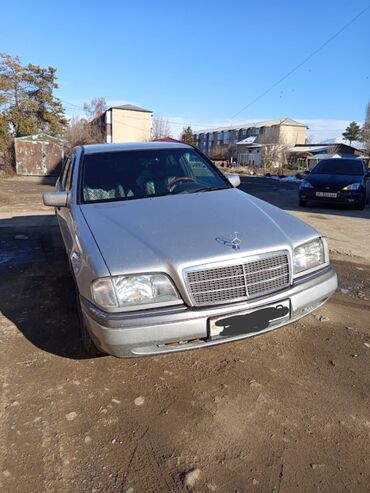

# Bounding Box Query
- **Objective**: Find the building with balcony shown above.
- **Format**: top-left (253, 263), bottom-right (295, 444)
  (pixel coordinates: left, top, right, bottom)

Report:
top-left (193, 118), bottom-right (308, 160)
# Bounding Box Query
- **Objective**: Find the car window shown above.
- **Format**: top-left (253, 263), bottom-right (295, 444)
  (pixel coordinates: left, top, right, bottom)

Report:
top-left (64, 155), bottom-right (75, 191)
top-left (182, 152), bottom-right (217, 185)
top-left (81, 148), bottom-right (229, 203)
top-left (312, 159), bottom-right (363, 176)
top-left (60, 157), bottom-right (71, 189)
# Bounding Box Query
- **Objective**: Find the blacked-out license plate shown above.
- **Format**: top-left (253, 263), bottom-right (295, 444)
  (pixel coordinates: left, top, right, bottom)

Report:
top-left (209, 300), bottom-right (290, 339)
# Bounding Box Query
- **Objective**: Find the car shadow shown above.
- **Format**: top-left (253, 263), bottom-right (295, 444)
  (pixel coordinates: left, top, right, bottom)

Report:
top-left (0, 214), bottom-right (88, 360)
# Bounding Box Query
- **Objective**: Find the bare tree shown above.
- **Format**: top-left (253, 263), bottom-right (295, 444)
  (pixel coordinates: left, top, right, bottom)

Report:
top-left (83, 97), bottom-right (107, 122)
top-left (259, 130), bottom-right (289, 173)
top-left (83, 97), bottom-right (107, 143)
top-left (362, 101), bottom-right (370, 155)
top-left (64, 115), bottom-right (93, 148)
top-left (261, 144), bottom-right (288, 172)
top-left (152, 115), bottom-right (172, 139)
top-left (326, 144), bottom-right (340, 156)
top-left (210, 144), bottom-right (232, 161)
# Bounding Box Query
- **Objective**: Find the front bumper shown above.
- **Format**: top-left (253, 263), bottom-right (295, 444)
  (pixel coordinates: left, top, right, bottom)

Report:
top-left (299, 189), bottom-right (364, 204)
top-left (81, 265), bottom-right (337, 358)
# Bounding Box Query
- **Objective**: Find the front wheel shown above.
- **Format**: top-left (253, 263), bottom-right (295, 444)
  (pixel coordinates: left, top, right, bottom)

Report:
top-left (299, 199), bottom-right (307, 207)
top-left (355, 195), bottom-right (366, 210)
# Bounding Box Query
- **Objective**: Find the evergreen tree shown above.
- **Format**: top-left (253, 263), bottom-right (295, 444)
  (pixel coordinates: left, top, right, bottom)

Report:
top-left (342, 121), bottom-right (361, 145)
top-left (180, 125), bottom-right (194, 145)
top-left (0, 53), bottom-right (66, 138)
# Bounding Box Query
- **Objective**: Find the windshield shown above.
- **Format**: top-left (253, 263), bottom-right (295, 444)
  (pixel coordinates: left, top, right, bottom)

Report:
top-left (311, 159), bottom-right (363, 176)
top-left (81, 148), bottom-right (229, 203)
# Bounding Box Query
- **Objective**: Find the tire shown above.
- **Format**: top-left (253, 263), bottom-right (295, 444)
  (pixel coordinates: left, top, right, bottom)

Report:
top-left (299, 199), bottom-right (307, 207)
top-left (355, 195), bottom-right (366, 210)
top-left (75, 289), bottom-right (102, 357)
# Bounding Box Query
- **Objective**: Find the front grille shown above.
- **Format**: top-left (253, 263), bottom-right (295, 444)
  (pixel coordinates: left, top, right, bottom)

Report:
top-left (186, 253), bottom-right (290, 306)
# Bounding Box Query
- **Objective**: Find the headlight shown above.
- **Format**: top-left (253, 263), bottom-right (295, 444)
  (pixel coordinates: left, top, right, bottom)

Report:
top-left (293, 238), bottom-right (328, 276)
top-left (92, 273), bottom-right (181, 309)
top-left (342, 183), bottom-right (361, 190)
top-left (300, 180), bottom-right (314, 189)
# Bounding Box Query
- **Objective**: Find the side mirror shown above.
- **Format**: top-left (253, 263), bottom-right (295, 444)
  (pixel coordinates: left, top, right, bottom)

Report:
top-left (225, 173), bottom-right (241, 188)
top-left (304, 170), bottom-right (310, 175)
top-left (43, 191), bottom-right (69, 208)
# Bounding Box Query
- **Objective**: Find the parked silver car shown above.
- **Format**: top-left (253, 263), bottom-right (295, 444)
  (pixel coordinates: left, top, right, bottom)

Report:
top-left (43, 142), bottom-right (337, 357)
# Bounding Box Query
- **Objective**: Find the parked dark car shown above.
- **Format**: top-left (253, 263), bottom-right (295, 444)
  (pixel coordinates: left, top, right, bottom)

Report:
top-left (299, 158), bottom-right (370, 209)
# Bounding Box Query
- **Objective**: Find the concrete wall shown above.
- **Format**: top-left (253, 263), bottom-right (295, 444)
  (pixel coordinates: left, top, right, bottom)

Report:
top-left (279, 125), bottom-right (307, 145)
top-left (111, 109), bottom-right (152, 143)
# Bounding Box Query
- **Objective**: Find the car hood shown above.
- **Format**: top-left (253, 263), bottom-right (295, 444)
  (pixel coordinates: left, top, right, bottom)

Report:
top-left (306, 174), bottom-right (362, 188)
top-left (80, 188), bottom-right (319, 277)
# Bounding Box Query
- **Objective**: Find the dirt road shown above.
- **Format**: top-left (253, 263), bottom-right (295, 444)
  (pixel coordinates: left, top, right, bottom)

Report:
top-left (0, 177), bottom-right (369, 492)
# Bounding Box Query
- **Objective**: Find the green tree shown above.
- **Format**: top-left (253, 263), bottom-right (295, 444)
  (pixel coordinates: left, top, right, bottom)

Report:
top-left (342, 121), bottom-right (361, 145)
top-left (0, 53), bottom-right (66, 138)
top-left (180, 125), bottom-right (194, 145)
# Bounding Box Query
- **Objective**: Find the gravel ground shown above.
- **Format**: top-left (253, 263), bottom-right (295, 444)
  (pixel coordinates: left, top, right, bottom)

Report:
top-left (0, 176), bottom-right (369, 493)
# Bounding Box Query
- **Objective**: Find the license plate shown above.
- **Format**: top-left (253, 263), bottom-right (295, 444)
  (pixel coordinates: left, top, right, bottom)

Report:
top-left (316, 192), bottom-right (337, 198)
top-left (209, 300), bottom-right (290, 339)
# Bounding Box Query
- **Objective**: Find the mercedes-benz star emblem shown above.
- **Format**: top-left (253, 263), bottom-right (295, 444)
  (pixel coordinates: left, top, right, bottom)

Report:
top-left (216, 232), bottom-right (242, 250)
top-left (231, 232), bottom-right (241, 250)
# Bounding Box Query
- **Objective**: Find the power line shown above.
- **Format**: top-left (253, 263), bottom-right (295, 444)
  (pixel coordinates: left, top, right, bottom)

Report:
top-left (230, 4), bottom-right (370, 120)
top-left (61, 1), bottom-right (369, 139)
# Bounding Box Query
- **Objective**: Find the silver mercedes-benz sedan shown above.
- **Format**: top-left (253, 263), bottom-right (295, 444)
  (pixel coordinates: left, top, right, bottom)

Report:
top-left (43, 142), bottom-right (337, 357)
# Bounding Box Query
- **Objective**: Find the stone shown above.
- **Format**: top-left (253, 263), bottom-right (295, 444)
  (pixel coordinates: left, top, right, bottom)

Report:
top-left (84, 436), bottom-right (92, 444)
top-left (65, 411), bottom-right (77, 421)
top-left (310, 463), bottom-right (325, 470)
top-left (183, 468), bottom-right (201, 488)
top-left (134, 396), bottom-right (145, 406)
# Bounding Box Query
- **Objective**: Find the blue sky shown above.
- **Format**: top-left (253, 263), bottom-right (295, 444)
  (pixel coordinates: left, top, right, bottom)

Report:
top-left (1, 0), bottom-right (369, 140)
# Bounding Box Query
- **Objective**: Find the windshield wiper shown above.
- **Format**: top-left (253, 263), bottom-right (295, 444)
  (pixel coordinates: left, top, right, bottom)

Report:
top-left (176, 186), bottom-right (230, 194)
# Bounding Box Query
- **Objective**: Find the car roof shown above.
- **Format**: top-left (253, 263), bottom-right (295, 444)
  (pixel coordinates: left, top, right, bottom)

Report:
top-left (317, 157), bottom-right (364, 164)
top-left (80, 142), bottom-right (192, 154)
